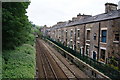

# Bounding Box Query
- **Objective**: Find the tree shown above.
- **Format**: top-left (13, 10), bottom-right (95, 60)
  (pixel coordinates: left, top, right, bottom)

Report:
top-left (2, 2), bottom-right (32, 50)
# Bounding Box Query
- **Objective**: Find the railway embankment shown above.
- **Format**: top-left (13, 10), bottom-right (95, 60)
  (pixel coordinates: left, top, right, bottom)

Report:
top-left (2, 44), bottom-right (36, 78)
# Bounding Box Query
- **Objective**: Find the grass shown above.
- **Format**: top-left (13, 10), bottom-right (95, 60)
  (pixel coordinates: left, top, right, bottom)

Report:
top-left (2, 44), bottom-right (36, 79)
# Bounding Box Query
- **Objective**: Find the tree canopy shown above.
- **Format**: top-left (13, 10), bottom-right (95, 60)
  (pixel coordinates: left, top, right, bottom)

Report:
top-left (2, 2), bottom-right (32, 50)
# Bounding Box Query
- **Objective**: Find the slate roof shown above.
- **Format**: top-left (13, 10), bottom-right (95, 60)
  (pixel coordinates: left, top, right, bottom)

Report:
top-left (51, 9), bottom-right (120, 29)
top-left (66, 9), bottom-right (120, 27)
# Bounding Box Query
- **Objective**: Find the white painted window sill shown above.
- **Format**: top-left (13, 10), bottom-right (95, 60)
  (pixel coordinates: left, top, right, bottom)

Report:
top-left (100, 42), bottom-right (107, 44)
top-left (77, 37), bottom-right (80, 39)
top-left (86, 40), bottom-right (90, 41)
top-left (98, 61), bottom-right (105, 64)
top-left (113, 41), bottom-right (119, 43)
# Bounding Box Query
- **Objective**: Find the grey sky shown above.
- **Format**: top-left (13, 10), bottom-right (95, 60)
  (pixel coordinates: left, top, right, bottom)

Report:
top-left (26, 0), bottom-right (120, 26)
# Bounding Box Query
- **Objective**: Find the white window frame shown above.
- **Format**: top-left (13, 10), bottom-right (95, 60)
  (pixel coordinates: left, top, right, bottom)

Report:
top-left (80, 47), bottom-right (83, 54)
top-left (77, 29), bottom-right (80, 38)
top-left (99, 49), bottom-right (106, 64)
top-left (113, 33), bottom-right (119, 43)
top-left (101, 29), bottom-right (107, 43)
top-left (86, 29), bottom-right (91, 41)
top-left (70, 30), bottom-right (73, 38)
top-left (85, 44), bottom-right (90, 56)
top-left (70, 39), bottom-right (73, 41)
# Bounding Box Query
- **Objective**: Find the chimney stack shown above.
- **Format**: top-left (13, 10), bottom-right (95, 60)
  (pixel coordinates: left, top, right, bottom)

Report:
top-left (118, 1), bottom-right (120, 9)
top-left (105, 3), bottom-right (118, 13)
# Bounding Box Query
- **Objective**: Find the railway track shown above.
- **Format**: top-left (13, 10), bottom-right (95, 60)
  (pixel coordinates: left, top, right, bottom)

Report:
top-left (36, 39), bottom-right (69, 79)
top-left (41, 40), bottom-right (80, 79)
top-left (36, 38), bottom-right (88, 79)
top-left (37, 39), bottom-right (59, 79)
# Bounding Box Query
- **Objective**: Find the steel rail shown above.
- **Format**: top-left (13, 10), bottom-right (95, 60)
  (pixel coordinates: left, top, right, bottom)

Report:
top-left (42, 40), bottom-right (79, 79)
top-left (37, 39), bottom-right (58, 79)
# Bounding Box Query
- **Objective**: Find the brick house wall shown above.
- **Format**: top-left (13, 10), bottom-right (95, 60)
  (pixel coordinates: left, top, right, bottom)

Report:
top-left (47, 3), bottom-right (120, 68)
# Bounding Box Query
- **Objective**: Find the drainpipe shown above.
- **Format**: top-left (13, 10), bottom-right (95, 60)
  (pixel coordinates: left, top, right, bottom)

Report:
top-left (83, 24), bottom-right (86, 56)
top-left (74, 27), bottom-right (77, 52)
top-left (66, 30), bottom-right (67, 46)
top-left (97, 22), bottom-right (101, 61)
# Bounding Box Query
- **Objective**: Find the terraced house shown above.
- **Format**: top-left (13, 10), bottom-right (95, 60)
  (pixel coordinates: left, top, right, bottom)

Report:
top-left (41, 3), bottom-right (120, 70)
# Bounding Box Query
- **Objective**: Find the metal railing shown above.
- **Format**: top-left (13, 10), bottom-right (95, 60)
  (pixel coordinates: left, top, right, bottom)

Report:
top-left (44, 37), bottom-right (120, 80)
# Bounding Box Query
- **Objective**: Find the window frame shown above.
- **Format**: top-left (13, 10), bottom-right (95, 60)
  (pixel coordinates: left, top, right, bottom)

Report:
top-left (86, 29), bottom-right (91, 40)
top-left (114, 33), bottom-right (119, 42)
top-left (100, 49), bottom-right (106, 62)
top-left (70, 30), bottom-right (73, 38)
top-left (77, 29), bottom-right (80, 37)
top-left (93, 33), bottom-right (97, 40)
top-left (101, 30), bottom-right (107, 43)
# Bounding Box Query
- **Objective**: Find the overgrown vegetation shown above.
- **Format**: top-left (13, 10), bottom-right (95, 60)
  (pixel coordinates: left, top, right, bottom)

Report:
top-left (2, 44), bottom-right (35, 78)
top-left (2, 2), bottom-right (36, 79)
top-left (32, 25), bottom-right (43, 37)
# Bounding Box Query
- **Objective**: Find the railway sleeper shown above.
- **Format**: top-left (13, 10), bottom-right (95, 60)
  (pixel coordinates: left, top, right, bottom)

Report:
top-left (45, 39), bottom-right (110, 79)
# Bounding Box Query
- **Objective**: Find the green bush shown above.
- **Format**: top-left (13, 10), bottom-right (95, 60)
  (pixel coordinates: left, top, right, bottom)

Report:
top-left (26, 34), bottom-right (35, 46)
top-left (2, 44), bottom-right (36, 78)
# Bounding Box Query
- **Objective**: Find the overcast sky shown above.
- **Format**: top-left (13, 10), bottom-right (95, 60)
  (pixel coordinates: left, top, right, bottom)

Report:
top-left (26, 0), bottom-right (120, 27)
